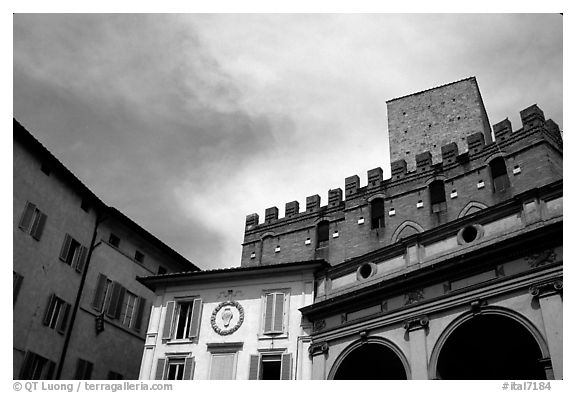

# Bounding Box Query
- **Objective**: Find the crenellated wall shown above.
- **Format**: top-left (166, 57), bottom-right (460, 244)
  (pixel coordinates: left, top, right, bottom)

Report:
top-left (241, 99), bottom-right (562, 267)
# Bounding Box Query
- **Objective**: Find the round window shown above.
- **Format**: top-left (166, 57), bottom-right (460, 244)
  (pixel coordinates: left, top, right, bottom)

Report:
top-left (357, 263), bottom-right (377, 280)
top-left (457, 224), bottom-right (484, 245)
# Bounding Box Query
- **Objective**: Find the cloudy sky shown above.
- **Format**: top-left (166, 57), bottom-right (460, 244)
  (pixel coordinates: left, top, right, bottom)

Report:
top-left (13, 14), bottom-right (563, 270)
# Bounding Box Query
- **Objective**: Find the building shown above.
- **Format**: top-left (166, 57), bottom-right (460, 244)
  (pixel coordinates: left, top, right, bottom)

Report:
top-left (139, 77), bottom-right (562, 380)
top-left (137, 260), bottom-right (327, 380)
top-left (13, 119), bottom-right (199, 380)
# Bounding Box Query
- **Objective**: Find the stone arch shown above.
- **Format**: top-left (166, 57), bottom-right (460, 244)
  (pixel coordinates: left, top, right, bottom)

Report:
top-left (428, 305), bottom-right (550, 379)
top-left (457, 201), bottom-right (488, 218)
top-left (367, 193), bottom-right (386, 202)
top-left (328, 336), bottom-right (411, 380)
top-left (391, 220), bottom-right (424, 243)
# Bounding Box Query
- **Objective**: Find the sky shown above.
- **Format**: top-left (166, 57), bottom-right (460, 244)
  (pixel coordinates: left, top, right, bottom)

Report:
top-left (12, 13), bottom-right (563, 270)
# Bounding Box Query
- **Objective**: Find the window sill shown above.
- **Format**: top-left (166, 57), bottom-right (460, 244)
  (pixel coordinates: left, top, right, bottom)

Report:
top-left (165, 338), bottom-right (197, 345)
top-left (258, 333), bottom-right (288, 341)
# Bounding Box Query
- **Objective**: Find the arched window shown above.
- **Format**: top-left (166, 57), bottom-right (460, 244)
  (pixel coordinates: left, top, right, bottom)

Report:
top-left (317, 221), bottom-right (329, 248)
top-left (489, 157), bottom-right (510, 193)
top-left (429, 180), bottom-right (447, 213)
top-left (370, 198), bottom-right (385, 229)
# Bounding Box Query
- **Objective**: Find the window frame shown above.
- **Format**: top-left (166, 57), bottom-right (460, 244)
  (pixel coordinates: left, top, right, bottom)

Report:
top-left (370, 198), bottom-right (385, 229)
top-left (162, 298), bottom-right (203, 341)
top-left (260, 290), bottom-right (290, 337)
top-left (248, 352), bottom-right (293, 380)
top-left (18, 201), bottom-right (47, 240)
top-left (316, 220), bottom-right (330, 248)
top-left (42, 294), bottom-right (71, 334)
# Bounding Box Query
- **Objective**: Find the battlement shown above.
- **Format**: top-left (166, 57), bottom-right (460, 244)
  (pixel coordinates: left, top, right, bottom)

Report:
top-left (242, 98), bottom-right (562, 268)
top-left (245, 104), bottom-right (561, 230)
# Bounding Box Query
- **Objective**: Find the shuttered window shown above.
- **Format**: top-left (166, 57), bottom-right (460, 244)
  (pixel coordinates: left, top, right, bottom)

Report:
top-left (248, 353), bottom-right (293, 380)
top-left (13, 271), bottom-right (23, 306)
top-left (73, 358), bottom-right (93, 380)
top-left (370, 198), bottom-right (385, 229)
top-left (18, 202), bottom-right (47, 240)
top-left (316, 221), bottom-right (329, 248)
top-left (156, 357), bottom-right (195, 380)
top-left (429, 180), bottom-right (447, 213)
top-left (490, 157), bottom-right (510, 193)
top-left (42, 294), bottom-right (71, 334)
top-left (263, 292), bottom-right (286, 334)
top-left (161, 299), bottom-right (203, 340)
top-left (59, 234), bottom-right (88, 273)
top-left (19, 351), bottom-right (55, 380)
top-left (209, 353), bottom-right (236, 380)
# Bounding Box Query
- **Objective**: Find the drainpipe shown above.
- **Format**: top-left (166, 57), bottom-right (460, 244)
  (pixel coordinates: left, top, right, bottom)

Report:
top-left (55, 209), bottom-right (107, 379)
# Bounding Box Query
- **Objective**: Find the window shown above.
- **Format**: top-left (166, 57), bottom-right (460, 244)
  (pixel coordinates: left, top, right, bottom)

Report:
top-left (14, 271), bottom-right (23, 306)
top-left (370, 198), bottom-right (385, 229)
top-left (489, 157), bottom-right (510, 192)
top-left (134, 250), bottom-right (145, 263)
top-left (262, 292), bottom-right (287, 335)
top-left (429, 180), bottom-right (447, 213)
top-left (80, 198), bottom-right (90, 212)
top-left (157, 266), bottom-right (167, 275)
top-left (107, 371), bottom-right (123, 380)
top-left (59, 234), bottom-right (88, 273)
top-left (248, 353), bottom-right (293, 380)
top-left (40, 162), bottom-right (51, 176)
top-left (155, 357), bottom-right (195, 380)
top-left (91, 274), bottom-right (147, 332)
top-left (162, 298), bottom-right (202, 340)
top-left (42, 294), bottom-right (71, 334)
top-left (19, 351), bottom-right (55, 380)
top-left (210, 353), bottom-right (237, 380)
top-left (18, 202), bottom-right (47, 240)
top-left (74, 358), bottom-right (93, 380)
top-left (109, 233), bottom-right (120, 248)
top-left (316, 221), bottom-right (329, 248)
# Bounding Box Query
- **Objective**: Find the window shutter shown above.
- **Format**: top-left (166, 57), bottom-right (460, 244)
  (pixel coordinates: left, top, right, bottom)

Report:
top-left (30, 212), bottom-right (47, 240)
top-left (56, 302), bottom-right (71, 334)
top-left (74, 246), bottom-right (88, 273)
top-left (91, 274), bottom-right (107, 311)
top-left (105, 282), bottom-right (125, 319)
top-left (264, 293), bottom-right (274, 333)
top-left (42, 294), bottom-right (56, 326)
top-left (155, 358), bottom-right (166, 380)
top-left (162, 301), bottom-right (175, 339)
top-left (183, 357), bottom-right (196, 380)
top-left (187, 298), bottom-right (202, 338)
top-left (19, 202), bottom-right (35, 231)
top-left (59, 234), bottom-right (73, 263)
top-left (133, 297), bottom-right (146, 332)
top-left (248, 355), bottom-right (260, 380)
top-left (84, 361), bottom-right (93, 379)
top-left (13, 272), bottom-right (23, 306)
top-left (280, 353), bottom-right (292, 380)
top-left (273, 293), bottom-right (285, 332)
top-left (19, 351), bottom-right (33, 379)
top-left (44, 360), bottom-right (56, 380)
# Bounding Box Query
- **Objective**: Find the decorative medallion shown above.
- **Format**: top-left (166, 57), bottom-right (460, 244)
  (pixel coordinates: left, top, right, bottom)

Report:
top-left (404, 289), bottom-right (424, 305)
top-left (211, 300), bottom-right (245, 336)
top-left (525, 250), bottom-right (557, 268)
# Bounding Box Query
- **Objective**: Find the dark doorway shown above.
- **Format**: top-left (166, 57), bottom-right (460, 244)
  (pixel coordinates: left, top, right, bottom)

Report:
top-left (333, 343), bottom-right (408, 380)
top-left (436, 314), bottom-right (546, 379)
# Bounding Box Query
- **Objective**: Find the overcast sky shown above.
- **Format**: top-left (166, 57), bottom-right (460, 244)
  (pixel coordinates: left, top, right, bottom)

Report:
top-left (13, 14), bottom-right (563, 270)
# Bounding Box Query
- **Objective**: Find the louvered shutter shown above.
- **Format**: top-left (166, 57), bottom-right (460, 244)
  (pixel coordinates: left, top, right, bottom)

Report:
top-left (59, 234), bottom-right (73, 263)
top-left (264, 293), bottom-right (274, 333)
top-left (74, 246), bottom-right (88, 273)
top-left (273, 293), bottom-right (285, 333)
top-left (30, 212), bottom-right (47, 240)
top-left (183, 357), bottom-right (196, 380)
top-left (18, 202), bottom-right (35, 231)
top-left (280, 353), bottom-right (292, 380)
top-left (19, 351), bottom-right (33, 379)
top-left (13, 273), bottom-right (23, 306)
top-left (56, 302), bottom-right (71, 334)
top-left (133, 297), bottom-right (147, 332)
top-left (42, 294), bottom-right (56, 326)
top-left (91, 274), bottom-right (107, 311)
top-left (248, 355), bottom-right (260, 380)
top-left (44, 360), bottom-right (56, 380)
top-left (187, 298), bottom-right (202, 338)
top-left (155, 358), bottom-right (166, 380)
top-left (105, 282), bottom-right (125, 319)
top-left (162, 301), bottom-right (175, 339)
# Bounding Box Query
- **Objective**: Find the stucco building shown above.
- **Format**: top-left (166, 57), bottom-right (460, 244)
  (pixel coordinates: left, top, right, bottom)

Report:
top-left (13, 120), bottom-right (199, 379)
top-left (140, 77), bottom-right (562, 380)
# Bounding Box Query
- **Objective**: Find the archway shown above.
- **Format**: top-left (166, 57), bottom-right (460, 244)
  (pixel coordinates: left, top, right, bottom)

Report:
top-left (331, 339), bottom-right (409, 380)
top-left (435, 313), bottom-right (547, 379)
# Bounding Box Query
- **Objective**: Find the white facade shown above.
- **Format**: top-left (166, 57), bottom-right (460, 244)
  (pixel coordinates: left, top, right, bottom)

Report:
top-left (138, 261), bottom-right (324, 380)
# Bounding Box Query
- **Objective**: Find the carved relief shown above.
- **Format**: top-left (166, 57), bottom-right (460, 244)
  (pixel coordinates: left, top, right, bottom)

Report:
top-left (529, 279), bottom-right (563, 298)
top-left (403, 315), bottom-right (429, 332)
top-left (211, 300), bottom-right (245, 336)
top-left (308, 341), bottom-right (329, 356)
top-left (313, 319), bottom-right (326, 332)
top-left (525, 249), bottom-right (557, 268)
top-left (405, 289), bottom-right (424, 305)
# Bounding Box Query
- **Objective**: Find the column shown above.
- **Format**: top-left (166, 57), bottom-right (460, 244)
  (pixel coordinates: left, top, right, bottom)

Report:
top-left (404, 315), bottom-right (429, 380)
top-left (530, 279), bottom-right (563, 380)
